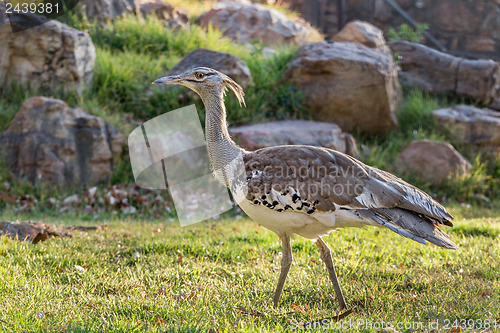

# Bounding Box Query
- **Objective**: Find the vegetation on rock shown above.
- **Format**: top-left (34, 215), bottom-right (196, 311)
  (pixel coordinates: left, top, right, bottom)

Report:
top-left (0, 4), bottom-right (498, 218)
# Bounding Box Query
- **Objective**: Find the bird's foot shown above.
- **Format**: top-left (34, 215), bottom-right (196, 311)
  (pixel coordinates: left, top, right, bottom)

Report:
top-left (333, 307), bottom-right (353, 321)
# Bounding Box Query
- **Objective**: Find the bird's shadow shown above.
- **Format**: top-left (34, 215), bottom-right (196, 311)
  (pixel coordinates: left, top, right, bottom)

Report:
top-left (233, 289), bottom-right (356, 329)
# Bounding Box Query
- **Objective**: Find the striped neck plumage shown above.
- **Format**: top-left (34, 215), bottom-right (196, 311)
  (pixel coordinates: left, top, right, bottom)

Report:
top-left (201, 90), bottom-right (243, 186)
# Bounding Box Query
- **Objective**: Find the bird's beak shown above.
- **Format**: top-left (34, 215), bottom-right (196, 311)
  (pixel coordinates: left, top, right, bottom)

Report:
top-left (152, 75), bottom-right (182, 85)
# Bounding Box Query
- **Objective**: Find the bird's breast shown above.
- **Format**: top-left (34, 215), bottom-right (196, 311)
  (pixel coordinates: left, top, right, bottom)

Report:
top-left (238, 198), bottom-right (374, 239)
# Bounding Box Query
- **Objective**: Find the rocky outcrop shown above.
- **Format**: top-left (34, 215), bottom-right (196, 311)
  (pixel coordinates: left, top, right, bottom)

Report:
top-left (389, 41), bottom-right (500, 106)
top-left (332, 20), bottom-right (390, 54)
top-left (490, 97), bottom-right (500, 111)
top-left (0, 221), bottom-right (72, 244)
top-left (284, 41), bottom-right (401, 134)
top-left (82, 0), bottom-right (190, 27)
top-left (167, 48), bottom-right (253, 87)
top-left (283, 0), bottom-right (500, 60)
top-left (393, 140), bottom-right (471, 185)
top-left (229, 120), bottom-right (359, 157)
top-left (0, 97), bottom-right (124, 186)
top-left (0, 13), bottom-right (95, 94)
top-left (81, 0), bottom-right (139, 23)
top-left (198, 2), bottom-right (322, 46)
top-left (140, 1), bottom-right (189, 29)
top-left (432, 105), bottom-right (500, 157)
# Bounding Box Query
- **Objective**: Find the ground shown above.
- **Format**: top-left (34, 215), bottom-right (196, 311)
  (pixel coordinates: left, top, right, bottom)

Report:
top-left (0, 6), bottom-right (499, 333)
top-left (0, 205), bottom-right (498, 332)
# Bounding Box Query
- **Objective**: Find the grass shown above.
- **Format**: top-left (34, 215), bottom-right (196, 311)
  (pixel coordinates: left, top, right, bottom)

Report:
top-left (0, 13), bottom-right (305, 131)
top-left (0, 13), bottom-right (307, 192)
top-left (0, 4), bottom-right (499, 332)
top-left (85, 15), bottom-right (307, 125)
top-left (1, 14), bottom-right (498, 207)
top-left (0, 205), bottom-right (499, 332)
top-left (142, 0), bottom-right (304, 26)
top-left (360, 89), bottom-right (500, 204)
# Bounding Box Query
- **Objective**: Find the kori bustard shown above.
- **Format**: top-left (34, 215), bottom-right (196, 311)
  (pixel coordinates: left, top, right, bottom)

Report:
top-left (153, 67), bottom-right (458, 312)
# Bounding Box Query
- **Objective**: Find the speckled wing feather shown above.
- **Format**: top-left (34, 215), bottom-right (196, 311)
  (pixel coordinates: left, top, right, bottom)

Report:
top-left (357, 208), bottom-right (458, 249)
top-left (243, 145), bottom-right (454, 225)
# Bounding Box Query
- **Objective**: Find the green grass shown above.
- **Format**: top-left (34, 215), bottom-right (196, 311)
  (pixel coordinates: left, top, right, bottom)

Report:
top-left (0, 205), bottom-right (499, 332)
top-left (0, 13), bottom-right (307, 194)
top-left (84, 15), bottom-right (307, 125)
top-left (0, 13), bottom-right (308, 129)
top-left (1, 4), bottom-right (499, 332)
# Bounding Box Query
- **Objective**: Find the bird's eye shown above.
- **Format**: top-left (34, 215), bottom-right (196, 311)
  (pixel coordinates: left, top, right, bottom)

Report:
top-left (195, 72), bottom-right (205, 79)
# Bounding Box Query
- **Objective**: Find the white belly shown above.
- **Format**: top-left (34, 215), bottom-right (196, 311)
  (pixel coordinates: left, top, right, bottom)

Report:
top-left (238, 199), bottom-right (375, 240)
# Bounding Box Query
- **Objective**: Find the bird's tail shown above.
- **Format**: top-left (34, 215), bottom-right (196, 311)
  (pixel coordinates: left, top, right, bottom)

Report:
top-left (360, 208), bottom-right (459, 250)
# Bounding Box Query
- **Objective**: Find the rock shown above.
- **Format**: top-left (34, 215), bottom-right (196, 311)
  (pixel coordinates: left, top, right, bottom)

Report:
top-left (284, 0), bottom-right (500, 60)
top-left (0, 97), bottom-right (125, 186)
top-left (389, 41), bottom-right (500, 105)
top-left (0, 13), bottom-right (95, 94)
top-left (254, 0), bottom-right (277, 4)
top-left (0, 221), bottom-right (72, 244)
top-left (247, 43), bottom-right (278, 57)
top-left (489, 97), bottom-right (500, 111)
top-left (432, 105), bottom-right (500, 157)
top-left (63, 194), bottom-right (81, 205)
top-left (283, 41), bottom-right (401, 134)
top-left (81, 0), bottom-right (139, 23)
top-left (393, 140), bottom-right (471, 185)
top-left (229, 120), bottom-right (359, 158)
top-left (167, 48), bottom-right (253, 87)
top-left (0, 221), bottom-right (101, 243)
top-left (198, 2), bottom-right (322, 46)
top-left (466, 37), bottom-right (496, 53)
top-left (140, 1), bottom-right (189, 29)
top-left (121, 206), bottom-right (137, 214)
top-left (332, 20), bottom-right (390, 53)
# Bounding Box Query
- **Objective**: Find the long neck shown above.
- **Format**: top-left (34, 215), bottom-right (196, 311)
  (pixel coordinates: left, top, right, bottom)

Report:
top-left (201, 90), bottom-right (243, 187)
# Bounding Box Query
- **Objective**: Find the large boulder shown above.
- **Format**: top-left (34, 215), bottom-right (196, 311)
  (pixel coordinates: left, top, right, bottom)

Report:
top-left (140, 1), bottom-right (189, 28)
top-left (167, 48), bottom-right (253, 87)
top-left (0, 221), bottom-right (72, 244)
top-left (0, 97), bottom-right (124, 186)
top-left (283, 0), bottom-right (500, 60)
top-left (198, 2), bottom-right (322, 46)
top-left (490, 97), bottom-right (500, 111)
top-left (432, 105), bottom-right (500, 157)
top-left (81, 0), bottom-right (139, 23)
top-left (283, 41), bottom-right (401, 134)
top-left (393, 140), bottom-right (471, 185)
top-left (389, 41), bottom-right (500, 106)
top-left (332, 20), bottom-right (390, 54)
top-left (229, 120), bottom-right (359, 157)
top-left (0, 13), bottom-right (95, 94)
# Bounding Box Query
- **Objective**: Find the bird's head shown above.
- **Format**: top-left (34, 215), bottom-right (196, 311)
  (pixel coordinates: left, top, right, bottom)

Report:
top-left (152, 67), bottom-right (246, 107)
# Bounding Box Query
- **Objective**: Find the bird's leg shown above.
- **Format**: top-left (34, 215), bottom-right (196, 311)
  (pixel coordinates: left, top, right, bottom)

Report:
top-left (273, 234), bottom-right (293, 308)
top-left (315, 237), bottom-right (348, 311)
